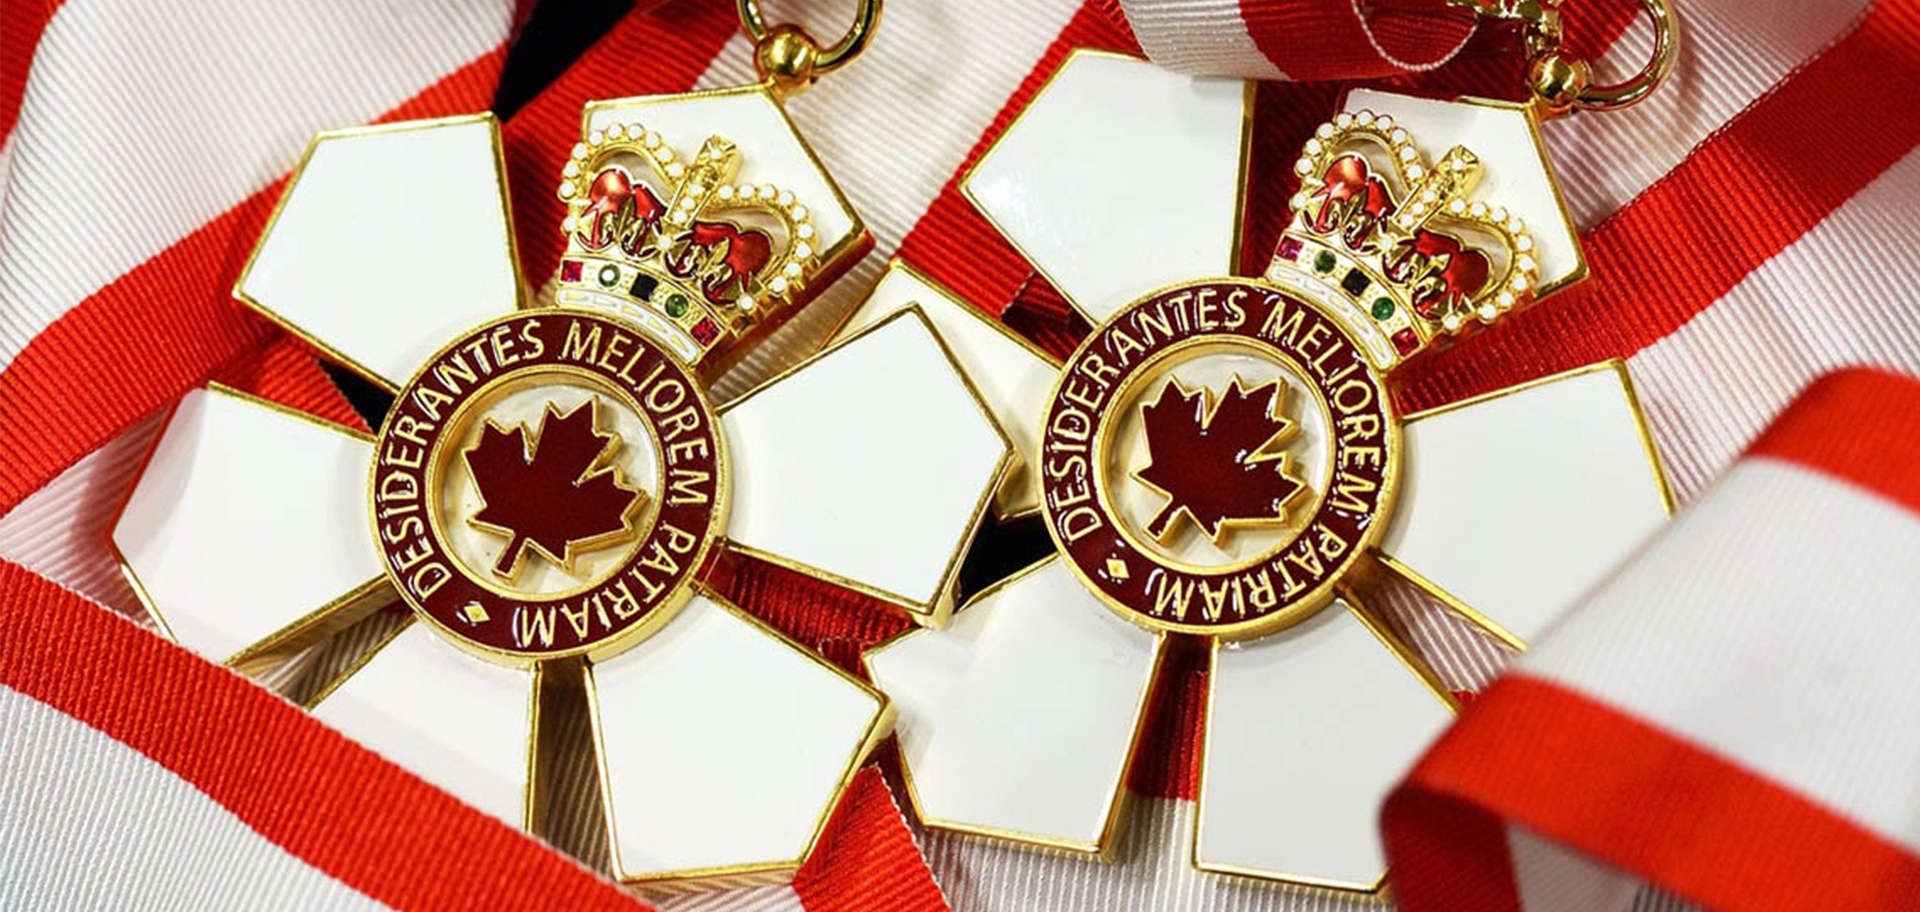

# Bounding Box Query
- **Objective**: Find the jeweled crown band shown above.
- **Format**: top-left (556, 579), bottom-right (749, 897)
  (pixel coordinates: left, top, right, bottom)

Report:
top-left (1266, 109), bottom-right (1539, 369)
top-left (553, 122), bottom-right (820, 367)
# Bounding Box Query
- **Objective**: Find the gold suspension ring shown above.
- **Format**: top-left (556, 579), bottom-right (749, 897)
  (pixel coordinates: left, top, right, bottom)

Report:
top-left (738, 0), bottom-right (884, 97)
top-left (1452, 0), bottom-right (1682, 116)
top-left (1530, 0), bottom-right (1681, 115)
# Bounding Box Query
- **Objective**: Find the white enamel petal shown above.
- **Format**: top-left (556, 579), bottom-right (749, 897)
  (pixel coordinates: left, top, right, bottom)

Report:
top-left (722, 310), bottom-right (1010, 624)
top-left (1197, 602), bottom-right (1453, 889)
top-left (868, 557), bottom-right (1164, 850)
top-left (311, 622), bottom-right (535, 828)
top-left (1381, 364), bottom-right (1671, 647)
top-left (585, 86), bottom-right (861, 269)
top-left (237, 116), bottom-right (519, 388)
top-left (1345, 89), bottom-right (1583, 294)
top-left (111, 387), bottom-right (382, 666)
top-left (963, 51), bottom-right (1248, 324)
top-left (832, 261), bottom-right (1059, 517)
top-left (591, 594), bottom-right (886, 882)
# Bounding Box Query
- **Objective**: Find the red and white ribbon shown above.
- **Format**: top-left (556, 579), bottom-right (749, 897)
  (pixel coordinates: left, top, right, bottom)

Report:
top-left (1110, 0), bottom-right (1478, 80)
top-left (9, 0), bottom-right (1920, 909)
top-left (1385, 368), bottom-right (1920, 912)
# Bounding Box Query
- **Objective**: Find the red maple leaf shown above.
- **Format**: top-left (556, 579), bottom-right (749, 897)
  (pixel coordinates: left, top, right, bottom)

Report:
top-left (1134, 378), bottom-right (1306, 543)
top-left (463, 400), bottom-right (645, 578)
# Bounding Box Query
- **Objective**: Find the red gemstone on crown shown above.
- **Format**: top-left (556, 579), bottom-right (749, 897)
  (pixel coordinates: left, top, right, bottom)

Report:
top-left (690, 318), bottom-right (721, 345)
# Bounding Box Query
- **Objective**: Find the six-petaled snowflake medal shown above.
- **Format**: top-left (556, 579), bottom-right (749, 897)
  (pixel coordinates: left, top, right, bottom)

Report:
top-left (108, 1), bottom-right (1016, 892)
top-left (841, 37), bottom-right (1680, 894)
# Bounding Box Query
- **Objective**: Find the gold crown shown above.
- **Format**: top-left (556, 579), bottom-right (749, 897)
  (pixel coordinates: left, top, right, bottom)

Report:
top-left (553, 121), bottom-right (820, 365)
top-left (1264, 109), bottom-right (1539, 366)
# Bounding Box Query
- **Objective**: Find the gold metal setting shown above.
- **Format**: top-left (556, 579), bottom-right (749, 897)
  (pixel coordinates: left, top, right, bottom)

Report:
top-left (114, 20), bottom-right (986, 884)
top-left (232, 114), bottom-right (523, 393)
top-left (371, 310), bottom-right (731, 666)
top-left (854, 46), bottom-right (1678, 894)
top-left (574, 87), bottom-right (874, 380)
top-left (587, 586), bottom-right (894, 891)
top-left (738, 0), bottom-right (883, 95)
top-left (719, 306), bottom-right (1016, 629)
top-left (106, 382), bottom-right (392, 673)
top-left (860, 554), bottom-right (1171, 858)
top-left (1044, 275), bottom-right (1405, 641)
top-left (819, 258), bottom-right (1062, 520)
top-left (959, 48), bottom-right (1257, 329)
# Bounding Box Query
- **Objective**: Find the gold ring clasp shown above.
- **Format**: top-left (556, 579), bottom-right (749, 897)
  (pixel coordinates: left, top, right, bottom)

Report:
top-left (738, 0), bottom-right (883, 97)
top-left (1452, 0), bottom-right (1681, 116)
top-left (1523, 0), bottom-right (1682, 116)
top-left (1568, 0), bottom-right (1679, 112)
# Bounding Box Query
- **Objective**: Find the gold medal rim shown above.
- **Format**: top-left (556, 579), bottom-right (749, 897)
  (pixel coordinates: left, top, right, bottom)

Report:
top-left (368, 310), bottom-right (732, 667)
top-left (1040, 276), bottom-right (1403, 641)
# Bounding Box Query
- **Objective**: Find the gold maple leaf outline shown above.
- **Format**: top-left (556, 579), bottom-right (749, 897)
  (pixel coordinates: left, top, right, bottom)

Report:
top-left (1128, 374), bottom-right (1313, 549)
top-left (462, 396), bottom-right (650, 581)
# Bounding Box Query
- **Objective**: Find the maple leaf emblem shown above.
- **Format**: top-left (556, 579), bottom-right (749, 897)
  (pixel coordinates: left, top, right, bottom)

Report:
top-left (463, 399), bottom-right (645, 579)
top-left (1133, 377), bottom-right (1308, 544)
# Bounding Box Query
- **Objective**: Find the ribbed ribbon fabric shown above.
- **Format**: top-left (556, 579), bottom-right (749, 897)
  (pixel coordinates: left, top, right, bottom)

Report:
top-left (1386, 369), bottom-right (1920, 912)
top-left (0, 4), bottom-right (951, 910)
top-left (8, 0), bottom-right (1920, 910)
top-left (0, 559), bottom-right (650, 912)
top-left (0, 0), bottom-right (518, 511)
top-left (1113, 0), bottom-right (1477, 79)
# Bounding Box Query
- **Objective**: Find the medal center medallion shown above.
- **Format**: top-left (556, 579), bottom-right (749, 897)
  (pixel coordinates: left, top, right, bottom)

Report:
top-left (372, 311), bottom-right (728, 663)
top-left (1041, 278), bottom-right (1400, 638)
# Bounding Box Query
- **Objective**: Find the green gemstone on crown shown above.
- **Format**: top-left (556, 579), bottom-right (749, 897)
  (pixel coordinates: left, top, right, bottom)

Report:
top-left (1371, 297), bottom-right (1395, 320)
top-left (1314, 250), bottom-right (1336, 274)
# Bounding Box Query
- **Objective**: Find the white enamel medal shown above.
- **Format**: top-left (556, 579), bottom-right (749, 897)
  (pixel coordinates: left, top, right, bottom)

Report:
top-left (108, 0), bottom-right (1015, 892)
top-left (846, 3), bottom-right (1682, 891)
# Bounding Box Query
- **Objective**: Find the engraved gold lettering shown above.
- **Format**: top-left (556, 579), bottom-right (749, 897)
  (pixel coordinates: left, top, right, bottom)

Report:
top-left (561, 320), bottom-right (603, 363)
top-left (666, 468), bottom-right (711, 506)
top-left (514, 606), bottom-right (558, 649)
top-left (1056, 505), bottom-right (1104, 544)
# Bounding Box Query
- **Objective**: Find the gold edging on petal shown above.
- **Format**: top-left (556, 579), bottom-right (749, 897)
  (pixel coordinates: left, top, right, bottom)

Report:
top-left (302, 617), bottom-right (544, 834)
top-left (861, 554), bottom-right (1171, 858)
top-left (819, 258), bottom-right (1060, 519)
top-left (231, 114), bottom-right (523, 393)
top-left (818, 258), bottom-right (1063, 366)
top-left (586, 586), bottom-right (892, 891)
top-left (205, 381), bottom-right (376, 441)
top-left (1370, 551), bottom-right (1527, 652)
top-left (1339, 585), bottom-right (1462, 714)
top-left (524, 658), bottom-right (566, 838)
top-left (1187, 587), bottom-right (1451, 892)
top-left (960, 48), bottom-right (1254, 327)
top-left (106, 384), bottom-right (381, 666)
top-left (1387, 359), bottom-right (1677, 649)
top-left (223, 576), bottom-right (395, 676)
top-left (719, 306), bottom-right (1016, 629)
top-left (302, 614), bottom-right (414, 711)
